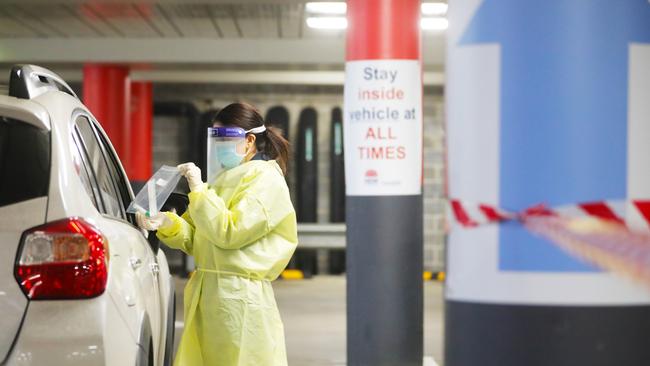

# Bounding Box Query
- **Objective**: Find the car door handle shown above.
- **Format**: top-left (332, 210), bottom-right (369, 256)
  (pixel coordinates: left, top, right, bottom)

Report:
top-left (129, 257), bottom-right (143, 270)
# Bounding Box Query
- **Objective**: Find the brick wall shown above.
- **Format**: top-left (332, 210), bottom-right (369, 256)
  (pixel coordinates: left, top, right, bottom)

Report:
top-left (423, 94), bottom-right (446, 272)
top-left (152, 115), bottom-right (193, 170)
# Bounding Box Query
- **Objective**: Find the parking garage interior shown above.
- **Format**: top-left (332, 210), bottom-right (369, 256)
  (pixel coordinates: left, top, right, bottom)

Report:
top-left (2, 1), bottom-right (650, 366)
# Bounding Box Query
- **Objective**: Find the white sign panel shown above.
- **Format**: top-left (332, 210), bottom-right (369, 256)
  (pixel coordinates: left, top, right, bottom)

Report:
top-left (344, 60), bottom-right (423, 196)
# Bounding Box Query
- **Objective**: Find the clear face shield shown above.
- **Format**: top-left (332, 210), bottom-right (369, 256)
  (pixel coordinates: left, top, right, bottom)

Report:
top-left (207, 125), bottom-right (266, 183)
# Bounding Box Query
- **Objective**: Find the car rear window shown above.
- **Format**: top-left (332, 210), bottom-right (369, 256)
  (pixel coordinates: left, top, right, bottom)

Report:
top-left (0, 117), bottom-right (50, 207)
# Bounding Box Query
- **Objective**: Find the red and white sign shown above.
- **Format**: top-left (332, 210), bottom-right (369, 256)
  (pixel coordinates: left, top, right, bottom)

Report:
top-left (344, 60), bottom-right (422, 196)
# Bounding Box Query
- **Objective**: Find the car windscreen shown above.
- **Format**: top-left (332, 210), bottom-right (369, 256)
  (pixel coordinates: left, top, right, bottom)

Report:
top-left (0, 116), bottom-right (50, 207)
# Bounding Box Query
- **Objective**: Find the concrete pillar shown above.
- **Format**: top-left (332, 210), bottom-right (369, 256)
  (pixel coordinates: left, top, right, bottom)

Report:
top-left (344, 0), bottom-right (423, 365)
top-left (82, 64), bottom-right (131, 174)
top-left (130, 81), bottom-right (153, 184)
top-left (446, 1), bottom-right (650, 365)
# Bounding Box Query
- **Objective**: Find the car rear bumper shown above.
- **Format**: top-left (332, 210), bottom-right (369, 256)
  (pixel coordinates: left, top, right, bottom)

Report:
top-left (4, 295), bottom-right (139, 366)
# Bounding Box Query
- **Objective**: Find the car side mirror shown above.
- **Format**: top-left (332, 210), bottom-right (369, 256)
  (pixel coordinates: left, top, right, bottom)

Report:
top-left (147, 193), bottom-right (189, 254)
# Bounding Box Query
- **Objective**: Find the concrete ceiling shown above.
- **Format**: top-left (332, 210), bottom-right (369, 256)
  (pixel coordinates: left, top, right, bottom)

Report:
top-left (0, 1), bottom-right (446, 83)
top-left (1, 2), bottom-right (316, 39)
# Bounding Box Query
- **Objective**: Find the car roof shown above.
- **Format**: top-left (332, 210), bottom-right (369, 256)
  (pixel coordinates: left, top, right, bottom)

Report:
top-left (0, 94), bottom-right (50, 130)
top-left (8, 65), bottom-right (77, 100)
top-left (0, 65), bottom-right (81, 131)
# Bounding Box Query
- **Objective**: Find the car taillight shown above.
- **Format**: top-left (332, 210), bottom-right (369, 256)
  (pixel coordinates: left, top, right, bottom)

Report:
top-left (15, 218), bottom-right (108, 300)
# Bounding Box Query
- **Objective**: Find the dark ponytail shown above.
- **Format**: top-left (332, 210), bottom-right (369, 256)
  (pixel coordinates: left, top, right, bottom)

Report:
top-left (214, 102), bottom-right (291, 175)
top-left (261, 125), bottom-right (290, 175)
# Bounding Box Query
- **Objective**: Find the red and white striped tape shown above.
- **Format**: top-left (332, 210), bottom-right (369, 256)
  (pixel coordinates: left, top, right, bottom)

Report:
top-left (448, 198), bottom-right (650, 288)
top-left (449, 199), bottom-right (650, 231)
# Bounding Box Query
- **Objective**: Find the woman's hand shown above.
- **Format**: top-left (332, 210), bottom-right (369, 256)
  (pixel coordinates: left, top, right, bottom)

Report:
top-left (178, 162), bottom-right (204, 192)
top-left (136, 211), bottom-right (174, 231)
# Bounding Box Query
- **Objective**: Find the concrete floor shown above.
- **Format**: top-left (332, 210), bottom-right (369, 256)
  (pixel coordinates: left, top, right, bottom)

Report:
top-left (174, 276), bottom-right (445, 365)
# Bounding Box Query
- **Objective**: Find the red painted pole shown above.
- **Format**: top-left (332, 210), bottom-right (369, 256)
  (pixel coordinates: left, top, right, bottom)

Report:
top-left (82, 64), bottom-right (131, 176)
top-left (345, 0), bottom-right (423, 365)
top-left (129, 81), bottom-right (153, 182)
top-left (346, 0), bottom-right (421, 61)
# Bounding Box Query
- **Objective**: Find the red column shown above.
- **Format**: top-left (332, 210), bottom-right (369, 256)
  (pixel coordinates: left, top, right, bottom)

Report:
top-left (345, 0), bottom-right (423, 365)
top-left (129, 82), bottom-right (153, 182)
top-left (83, 65), bottom-right (131, 176)
top-left (346, 0), bottom-right (421, 60)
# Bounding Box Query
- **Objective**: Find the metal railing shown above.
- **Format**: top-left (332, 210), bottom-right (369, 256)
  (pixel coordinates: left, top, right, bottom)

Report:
top-left (297, 223), bottom-right (346, 249)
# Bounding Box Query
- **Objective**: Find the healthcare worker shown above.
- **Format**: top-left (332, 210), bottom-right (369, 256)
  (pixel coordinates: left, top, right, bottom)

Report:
top-left (136, 102), bottom-right (297, 366)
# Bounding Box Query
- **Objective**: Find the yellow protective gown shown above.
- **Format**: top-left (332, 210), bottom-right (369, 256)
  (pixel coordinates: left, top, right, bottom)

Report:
top-left (157, 160), bottom-right (298, 366)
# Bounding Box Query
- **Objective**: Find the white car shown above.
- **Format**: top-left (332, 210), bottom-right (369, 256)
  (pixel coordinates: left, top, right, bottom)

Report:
top-left (0, 65), bottom-right (175, 366)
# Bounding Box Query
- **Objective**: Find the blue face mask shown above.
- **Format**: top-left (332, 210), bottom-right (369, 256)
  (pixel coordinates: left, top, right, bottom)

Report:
top-left (216, 144), bottom-right (245, 169)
